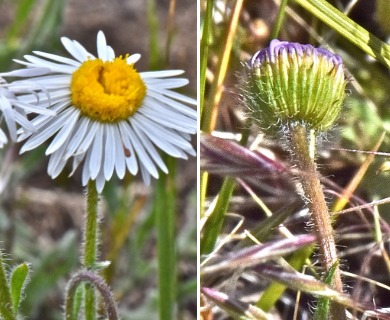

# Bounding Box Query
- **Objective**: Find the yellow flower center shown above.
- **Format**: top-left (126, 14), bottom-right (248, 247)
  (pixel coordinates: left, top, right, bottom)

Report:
top-left (70, 57), bottom-right (146, 122)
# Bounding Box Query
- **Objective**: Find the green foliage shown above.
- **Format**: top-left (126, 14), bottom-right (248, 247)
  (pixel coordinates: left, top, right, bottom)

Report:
top-left (10, 262), bottom-right (30, 313)
top-left (0, 0), bottom-right (65, 69)
top-left (21, 232), bottom-right (78, 317)
top-left (154, 157), bottom-right (177, 320)
top-left (0, 251), bottom-right (15, 320)
top-left (294, 0), bottom-right (390, 68)
top-left (201, 0), bottom-right (390, 318)
top-left (0, 253), bottom-right (30, 320)
top-left (200, 177), bottom-right (236, 255)
top-left (314, 261), bottom-right (339, 320)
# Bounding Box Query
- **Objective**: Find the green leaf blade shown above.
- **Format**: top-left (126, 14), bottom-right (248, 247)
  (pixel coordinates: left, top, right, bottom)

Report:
top-left (295, 0), bottom-right (390, 68)
top-left (10, 263), bottom-right (30, 313)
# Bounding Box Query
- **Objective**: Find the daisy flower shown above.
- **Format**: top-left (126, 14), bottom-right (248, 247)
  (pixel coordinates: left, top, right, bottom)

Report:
top-left (2, 31), bottom-right (197, 192)
top-left (0, 78), bottom-right (54, 148)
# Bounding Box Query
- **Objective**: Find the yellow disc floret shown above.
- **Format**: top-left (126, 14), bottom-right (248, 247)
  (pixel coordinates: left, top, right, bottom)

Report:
top-left (71, 57), bottom-right (146, 122)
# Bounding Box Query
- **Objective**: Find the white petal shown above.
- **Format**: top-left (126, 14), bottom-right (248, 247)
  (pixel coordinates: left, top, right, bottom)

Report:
top-left (131, 122), bottom-right (168, 174)
top-left (140, 97), bottom-right (196, 133)
top-left (145, 91), bottom-right (197, 119)
top-left (140, 165), bottom-right (151, 185)
top-left (144, 78), bottom-right (189, 89)
top-left (95, 170), bottom-right (106, 193)
top-left (70, 153), bottom-right (86, 176)
top-left (33, 51), bottom-right (81, 67)
top-left (97, 31), bottom-right (108, 61)
top-left (107, 46), bottom-right (115, 61)
top-left (18, 100), bottom-right (69, 141)
top-left (75, 120), bottom-right (99, 155)
top-left (46, 108), bottom-right (79, 155)
top-left (118, 121), bottom-right (139, 175)
top-left (20, 107), bottom-right (73, 153)
top-left (82, 149), bottom-right (93, 185)
top-left (64, 117), bottom-right (91, 159)
top-left (140, 70), bottom-right (184, 78)
top-left (48, 143), bottom-right (68, 178)
top-left (61, 37), bottom-right (94, 62)
top-left (112, 125), bottom-right (126, 179)
top-left (23, 55), bottom-right (75, 74)
top-left (103, 125), bottom-right (115, 180)
top-left (13, 111), bottom-right (36, 134)
top-left (0, 129), bottom-right (8, 147)
top-left (131, 114), bottom-right (189, 158)
top-left (149, 87), bottom-right (197, 105)
top-left (1, 67), bottom-right (51, 77)
top-left (1, 99), bottom-right (17, 141)
top-left (13, 100), bottom-right (56, 116)
top-left (89, 123), bottom-right (104, 180)
top-left (127, 54), bottom-right (141, 64)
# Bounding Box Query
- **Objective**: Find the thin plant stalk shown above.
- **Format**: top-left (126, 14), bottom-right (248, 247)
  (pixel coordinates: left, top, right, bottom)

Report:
top-left (155, 157), bottom-right (177, 320)
top-left (288, 123), bottom-right (345, 319)
top-left (200, 0), bottom-right (213, 118)
top-left (201, 0), bottom-right (244, 132)
top-left (83, 180), bottom-right (99, 320)
top-left (270, 0), bottom-right (289, 39)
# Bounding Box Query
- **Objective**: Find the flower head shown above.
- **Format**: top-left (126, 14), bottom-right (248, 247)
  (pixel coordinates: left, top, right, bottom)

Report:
top-left (3, 31), bottom-right (196, 192)
top-left (246, 39), bottom-right (347, 131)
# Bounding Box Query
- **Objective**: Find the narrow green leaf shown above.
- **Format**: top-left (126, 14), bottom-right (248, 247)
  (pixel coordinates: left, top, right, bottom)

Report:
top-left (294, 0), bottom-right (390, 68)
top-left (314, 261), bottom-right (338, 320)
top-left (200, 177), bottom-right (236, 255)
top-left (270, 0), bottom-right (289, 39)
top-left (5, 0), bottom-right (36, 41)
top-left (0, 251), bottom-right (14, 320)
top-left (147, 0), bottom-right (162, 70)
top-left (84, 284), bottom-right (96, 320)
top-left (72, 285), bottom-right (84, 320)
top-left (200, 0), bottom-right (213, 117)
top-left (256, 247), bottom-right (312, 311)
top-left (10, 263), bottom-right (30, 312)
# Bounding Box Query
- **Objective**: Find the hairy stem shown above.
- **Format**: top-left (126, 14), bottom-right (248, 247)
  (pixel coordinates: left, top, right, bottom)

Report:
top-left (65, 271), bottom-right (118, 320)
top-left (83, 180), bottom-right (99, 320)
top-left (288, 123), bottom-right (345, 319)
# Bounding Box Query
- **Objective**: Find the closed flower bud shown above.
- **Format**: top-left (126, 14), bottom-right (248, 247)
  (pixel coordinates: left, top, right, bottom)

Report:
top-left (246, 39), bottom-right (347, 131)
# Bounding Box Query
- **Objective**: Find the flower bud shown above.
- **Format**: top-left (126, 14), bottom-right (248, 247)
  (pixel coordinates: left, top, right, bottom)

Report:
top-left (246, 39), bottom-right (347, 131)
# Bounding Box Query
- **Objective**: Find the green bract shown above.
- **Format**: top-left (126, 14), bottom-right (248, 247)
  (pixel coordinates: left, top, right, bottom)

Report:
top-left (246, 39), bottom-right (347, 131)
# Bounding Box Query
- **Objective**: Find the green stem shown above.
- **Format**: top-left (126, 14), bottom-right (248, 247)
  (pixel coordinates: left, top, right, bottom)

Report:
top-left (156, 157), bottom-right (177, 320)
top-left (84, 180), bottom-right (99, 267)
top-left (288, 123), bottom-right (345, 319)
top-left (84, 284), bottom-right (96, 320)
top-left (270, 0), bottom-right (289, 39)
top-left (83, 180), bottom-right (99, 320)
top-left (200, 0), bottom-right (213, 118)
top-left (65, 271), bottom-right (119, 320)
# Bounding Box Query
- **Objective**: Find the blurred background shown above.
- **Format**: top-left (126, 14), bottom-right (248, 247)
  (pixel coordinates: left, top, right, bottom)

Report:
top-left (0, 0), bottom-right (197, 319)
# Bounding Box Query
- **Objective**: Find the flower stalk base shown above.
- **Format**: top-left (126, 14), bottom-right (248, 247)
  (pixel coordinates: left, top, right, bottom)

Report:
top-left (288, 123), bottom-right (345, 319)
